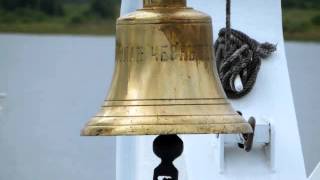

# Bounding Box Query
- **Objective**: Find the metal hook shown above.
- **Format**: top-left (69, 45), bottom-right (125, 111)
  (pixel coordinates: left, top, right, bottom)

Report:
top-left (236, 111), bottom-right (256, 152)
top-left (238, 117), bottom-right (256, 152)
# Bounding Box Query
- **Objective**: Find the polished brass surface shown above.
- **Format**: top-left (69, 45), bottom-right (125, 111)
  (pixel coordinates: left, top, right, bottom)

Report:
top-left (81, 0), bottom-right (253, 136)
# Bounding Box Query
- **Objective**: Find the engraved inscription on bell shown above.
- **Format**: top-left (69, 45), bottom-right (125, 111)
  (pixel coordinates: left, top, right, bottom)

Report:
top-left (116, 24), bottom-right (214, 63)
top-left (116, 44), bottom-right (213, 62)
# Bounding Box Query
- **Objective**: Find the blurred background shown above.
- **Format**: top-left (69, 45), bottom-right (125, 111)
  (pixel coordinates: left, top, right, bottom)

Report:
top-left (0, 0), bottom-right (320, 180)
top-left (0, 0), bottom-right (319, 40)
top-left (0, 0), bottom-right (120, 35)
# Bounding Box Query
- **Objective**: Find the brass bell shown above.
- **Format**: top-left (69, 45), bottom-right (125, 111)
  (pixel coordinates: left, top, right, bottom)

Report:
top-left (81, 0), bottom-right (253, 136)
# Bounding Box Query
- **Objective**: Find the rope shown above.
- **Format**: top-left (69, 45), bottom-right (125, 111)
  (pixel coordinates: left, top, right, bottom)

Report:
top-left (215, 0), bottom-right (277, 99)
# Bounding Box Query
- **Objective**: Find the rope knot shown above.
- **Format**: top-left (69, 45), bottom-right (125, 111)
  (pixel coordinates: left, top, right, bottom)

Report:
top-left (256, 42), bottom-right (277, 58)
top-left (215, 28), bottom-right (277, 99)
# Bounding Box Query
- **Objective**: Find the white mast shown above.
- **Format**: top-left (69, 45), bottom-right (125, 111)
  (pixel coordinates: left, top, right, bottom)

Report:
top-left (117, 0), bottom-right (307, 179)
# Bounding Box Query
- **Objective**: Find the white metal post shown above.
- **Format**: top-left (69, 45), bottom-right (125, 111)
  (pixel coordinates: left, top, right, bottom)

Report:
top-left (116, 0), bottom-right (307, 179)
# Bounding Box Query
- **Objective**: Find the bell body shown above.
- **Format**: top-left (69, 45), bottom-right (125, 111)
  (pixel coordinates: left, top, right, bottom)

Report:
top-left (82, 0), bottom-right (252, 136)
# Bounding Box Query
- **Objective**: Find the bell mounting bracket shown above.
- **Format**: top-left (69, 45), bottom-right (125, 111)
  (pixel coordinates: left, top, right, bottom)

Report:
top-left (238, 117), bottom-right (256, 152)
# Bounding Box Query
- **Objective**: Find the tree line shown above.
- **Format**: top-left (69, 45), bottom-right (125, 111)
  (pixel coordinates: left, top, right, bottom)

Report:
top-left (1, 0), bottom-right (318, 18)
top-left (0, 0), bottom-right (120, 18)
top-left (282, 0), bottom-right (320, 9)
top-left (0, 0), bottom-right (64, 15)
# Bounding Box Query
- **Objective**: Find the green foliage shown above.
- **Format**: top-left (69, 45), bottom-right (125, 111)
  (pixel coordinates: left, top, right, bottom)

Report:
top-left (284, 20), bottom-right (310, 33)
top-left (283, 9), bottom-right (314, 33)
top-left (0, 9), bottom-right (47, 23)
top-left (0, 0), bottom-right (64, 16)
top-left (70, 14), bottom-right (86, 24)
top-left (0, 0), bottom-right (37, 11)
top-left (311, 15), bottom-right (320, 26)
top-left (282, 0), bottom-right (320, 9)
top-left (283, 9), bottom-right (320, 41)
top-left (0, 11), bottom-right (18, 23)
top-left (88, 0), bottom-right (120, 18)
top-left (39, 0), bottom-right (64, 16)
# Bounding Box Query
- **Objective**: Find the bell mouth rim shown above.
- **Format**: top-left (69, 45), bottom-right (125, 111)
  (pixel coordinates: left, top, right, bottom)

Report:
top-left (81, 123), bottom-right (253, 136)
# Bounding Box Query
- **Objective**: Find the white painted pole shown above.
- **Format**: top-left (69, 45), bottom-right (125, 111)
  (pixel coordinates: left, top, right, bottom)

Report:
top-left (117, 0), bottom-right (307, 179)
top-left (120, 0), bottom-right (142, 16)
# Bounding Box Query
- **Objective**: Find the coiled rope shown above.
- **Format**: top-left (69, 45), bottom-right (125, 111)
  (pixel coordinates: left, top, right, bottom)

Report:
top-left (214, 0), bottom-right (277, 99)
